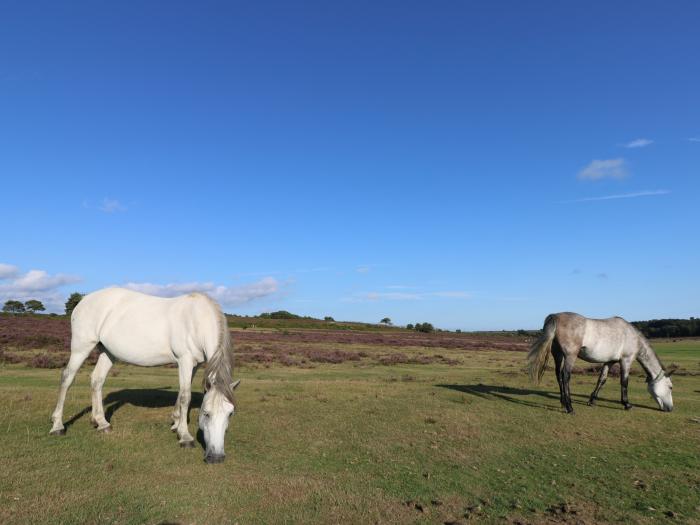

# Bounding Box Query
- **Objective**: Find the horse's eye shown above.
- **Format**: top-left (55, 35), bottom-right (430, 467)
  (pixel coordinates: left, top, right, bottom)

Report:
top-left (202, 411), bottom-right (210, 418)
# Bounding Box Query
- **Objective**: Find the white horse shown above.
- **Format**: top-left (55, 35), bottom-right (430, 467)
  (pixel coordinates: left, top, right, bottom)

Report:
top-left (49, 287), bottom-right (240, 463)
top-left (528, 312), bottom-right (674, 413)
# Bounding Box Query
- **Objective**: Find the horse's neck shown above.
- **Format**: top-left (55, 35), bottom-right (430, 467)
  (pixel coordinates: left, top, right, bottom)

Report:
top-left (636, 341), bottom-right (663, 379)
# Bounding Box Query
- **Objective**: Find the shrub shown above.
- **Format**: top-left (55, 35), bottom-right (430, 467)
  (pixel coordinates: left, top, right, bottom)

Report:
top-left (30, 353), bottom-right (67, 369)
top-left (415, 322), bottom-right (435, 333)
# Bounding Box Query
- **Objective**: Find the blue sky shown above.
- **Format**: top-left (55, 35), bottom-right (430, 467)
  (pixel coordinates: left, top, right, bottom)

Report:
top-left (1, 1), bottom-right (698, 329)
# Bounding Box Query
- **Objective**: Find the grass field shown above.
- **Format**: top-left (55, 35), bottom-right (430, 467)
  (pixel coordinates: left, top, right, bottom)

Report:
top-left (1, 329), bottom-right (699, 524)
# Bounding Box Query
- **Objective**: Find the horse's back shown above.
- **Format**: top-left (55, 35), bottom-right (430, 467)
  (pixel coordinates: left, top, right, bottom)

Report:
top-left (549, 312), bottom-right (639, 362)
top-left (71, 288), bottom-right (217, 366)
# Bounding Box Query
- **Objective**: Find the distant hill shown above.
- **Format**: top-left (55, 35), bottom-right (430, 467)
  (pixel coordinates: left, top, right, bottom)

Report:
top-left (225, 313), bottom-right (399, 331)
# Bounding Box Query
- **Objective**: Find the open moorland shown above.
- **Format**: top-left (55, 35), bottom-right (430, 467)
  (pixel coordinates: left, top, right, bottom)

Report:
top-left (1, 315), bottom-right (699, 524)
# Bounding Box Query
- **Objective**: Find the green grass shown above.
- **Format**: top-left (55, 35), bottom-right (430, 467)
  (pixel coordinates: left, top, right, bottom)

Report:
top-left (1, 342), bottom-right (699, 524)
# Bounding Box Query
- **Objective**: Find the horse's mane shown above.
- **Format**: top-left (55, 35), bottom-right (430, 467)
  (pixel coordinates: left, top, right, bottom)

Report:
top-left (199, 295), bottom-right (236, 403)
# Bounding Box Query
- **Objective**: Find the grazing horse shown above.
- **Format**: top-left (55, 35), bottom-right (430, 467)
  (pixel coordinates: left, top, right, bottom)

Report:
top-left (49, 287), bottom-right (240, 463)
top-left (527, 312), bottom-right (674, 413)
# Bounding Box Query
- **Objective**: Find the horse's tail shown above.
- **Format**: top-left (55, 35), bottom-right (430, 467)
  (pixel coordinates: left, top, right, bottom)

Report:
top-left (527, 314), bottom-right (557, 383)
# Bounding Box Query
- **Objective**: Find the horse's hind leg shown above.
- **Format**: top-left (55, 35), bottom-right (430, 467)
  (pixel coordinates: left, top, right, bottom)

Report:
top-left (90, 351), bottom-right (114, 432)
top-left (50, 339), bottom-right (96, 435)
top-left (561, 354), bottom-right (577, 414)
top-left (588, 362), bottom-right (612, 406)
top-left (552, 346), bottom-right (565, 408)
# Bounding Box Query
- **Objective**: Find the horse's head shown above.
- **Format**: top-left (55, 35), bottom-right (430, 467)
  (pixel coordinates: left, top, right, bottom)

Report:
top-left (647, 370), bottom-right (674, 412)
top-left (199, 379), bottom-right (240, 463)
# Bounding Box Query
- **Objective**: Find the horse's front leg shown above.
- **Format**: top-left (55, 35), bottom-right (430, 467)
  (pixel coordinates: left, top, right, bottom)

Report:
top-left (620, 357), bottom-right (633, 410)
top-left (171, 364), bottom-right (199, 432)
top-left (175, 357), bottom-right (196, 447)
top-left (588, 362), bottom-right (611, 406)
top-left (170, 391), bottom-right (182, 432)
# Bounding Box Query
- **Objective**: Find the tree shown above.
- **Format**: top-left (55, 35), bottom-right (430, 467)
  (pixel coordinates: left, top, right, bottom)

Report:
top-left (24, 299), bottom-right (45, 313)
top-left (406, 324), bottom-right (414, 330)
top-left (65, 292), bottom-right (84, 316)
top-left (3, 300), bottom-right (25, 314)
top-left (324, 316), bottom-right (335, 322)
top-left (380, 317), bottom-right (392, 325)
top-left (415, 322), bottom-right (435, 333)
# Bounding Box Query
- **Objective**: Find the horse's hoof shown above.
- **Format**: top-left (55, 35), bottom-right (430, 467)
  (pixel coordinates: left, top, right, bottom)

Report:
top-left (97, 425), bottom-right (112, 433)
top-left (587, 399), bottom-right (596, 406)
top-left (49, 428), bottom-right (66, 436)
top-left (179, 440), bottom-right (195, 448)
top-left (624, 404), bottom-right (633, 411)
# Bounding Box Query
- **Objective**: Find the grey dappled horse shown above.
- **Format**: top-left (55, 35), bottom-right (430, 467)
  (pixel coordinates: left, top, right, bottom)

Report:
top-left (528, 313), bottom-right (674, 413)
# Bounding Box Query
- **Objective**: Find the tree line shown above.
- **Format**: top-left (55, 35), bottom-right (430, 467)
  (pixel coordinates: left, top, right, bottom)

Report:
top-left (2, 292), bottom-right (84, 316)
top-left (632, 317), bottom-right (700, 339)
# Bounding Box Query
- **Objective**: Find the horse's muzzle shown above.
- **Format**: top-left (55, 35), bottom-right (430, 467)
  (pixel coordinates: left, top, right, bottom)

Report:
top-left (204, 453), bottom-right (225, 464)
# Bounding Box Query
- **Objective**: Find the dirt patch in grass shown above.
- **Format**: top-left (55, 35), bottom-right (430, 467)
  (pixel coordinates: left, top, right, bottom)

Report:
top-left (379, 352), bottom-right (460, 366)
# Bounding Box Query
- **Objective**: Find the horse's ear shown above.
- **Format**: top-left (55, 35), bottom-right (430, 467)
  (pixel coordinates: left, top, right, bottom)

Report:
top-left (231, 379), bottom-right (241, 390)
top-left (666, 369), bottom-right (676, 377)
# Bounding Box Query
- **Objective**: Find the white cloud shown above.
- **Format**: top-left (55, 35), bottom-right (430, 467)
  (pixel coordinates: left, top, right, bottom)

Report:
top-left (688, 137), bottom-right (700, 143)
top-left (99, 198), bottom-right (126, 213)
top-left (356, 266), bottom-right (371, 274)
top-left (567, 190), bottom-right (670, 203)
top-left (0, 264), bottom-right (81, 311)
top-left (578, 158), bottom-right (627, 180)
top-left (624, 138), bottom-right (653, 149)
top-left (122, 277), bottom-right (279, 307)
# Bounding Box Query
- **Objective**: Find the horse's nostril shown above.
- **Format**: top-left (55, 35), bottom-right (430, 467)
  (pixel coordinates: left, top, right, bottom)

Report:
top-left (204, 454), bottom-right (225, 464)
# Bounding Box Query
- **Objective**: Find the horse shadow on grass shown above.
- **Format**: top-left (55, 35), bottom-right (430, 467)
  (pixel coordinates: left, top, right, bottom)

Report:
top-left (436, 383), bottom-right (657, 412)
top-left (64, 387), bottom-right (204, 431)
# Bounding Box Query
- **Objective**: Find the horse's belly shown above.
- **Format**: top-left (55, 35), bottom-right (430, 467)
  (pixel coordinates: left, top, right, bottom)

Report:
top-left (100, 334), bottom-right (176, 366)
top-left (579, 345), bottom-right (620, 363)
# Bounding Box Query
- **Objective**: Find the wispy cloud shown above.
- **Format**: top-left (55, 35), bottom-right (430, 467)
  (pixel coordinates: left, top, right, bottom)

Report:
top-left (356, 265), bottom-right (371, 274)
top-left (688, 137), bottom-right (700, 143)
top-left (99, 198), bottom-right (127, 213)
top-left (0, 263), bottom-right (19, 279)
top-left (578, 158), bottom-right (627, 180)
top-left (429, 291), bottom-right (471, 298)
top-left (344, 290), bottom-right (471, 302)
top-left (566, 190), bottom-right (670, 203)
top-left (122, 277), bottom-right (279, 307)
top-left (624, 138), bottom-right (653, 149)
top-left (596, 272), bottom-right (609, 280)
top-left (0, 264), bottom-right (81, 311)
